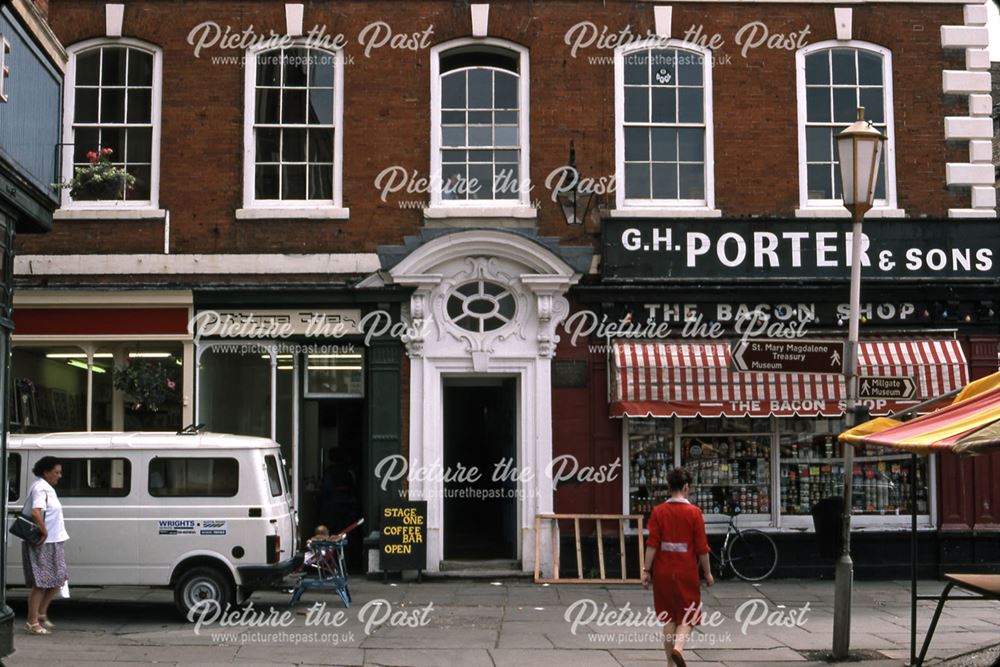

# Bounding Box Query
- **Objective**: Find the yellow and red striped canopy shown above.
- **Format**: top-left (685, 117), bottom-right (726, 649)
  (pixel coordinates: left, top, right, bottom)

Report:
top-left (840, 372), bottom-right (1000, 456)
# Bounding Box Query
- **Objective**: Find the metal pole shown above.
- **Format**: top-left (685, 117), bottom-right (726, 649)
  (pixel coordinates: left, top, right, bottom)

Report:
top-left (910, 452), bottom-right (918, 666)
top-left (833, 209), bottom-right (863, 658)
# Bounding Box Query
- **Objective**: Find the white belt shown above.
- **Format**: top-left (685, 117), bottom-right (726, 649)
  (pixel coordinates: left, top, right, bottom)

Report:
top-left (660, 542), bottom-right (688, 553)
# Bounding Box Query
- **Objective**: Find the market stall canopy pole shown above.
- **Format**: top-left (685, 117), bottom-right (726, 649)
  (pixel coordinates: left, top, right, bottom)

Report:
top-left (839, 371), bottom-right (1000, 456)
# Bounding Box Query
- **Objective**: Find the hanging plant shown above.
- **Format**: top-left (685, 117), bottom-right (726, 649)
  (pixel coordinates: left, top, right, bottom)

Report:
top-left (54, 148), bottom-right (136, 200)
top-left (112, 359), bottom-right (178, 413)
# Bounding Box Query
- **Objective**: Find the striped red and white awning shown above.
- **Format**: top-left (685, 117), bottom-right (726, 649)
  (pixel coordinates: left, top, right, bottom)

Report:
top-left (611, 339), bottom-right (968, 418)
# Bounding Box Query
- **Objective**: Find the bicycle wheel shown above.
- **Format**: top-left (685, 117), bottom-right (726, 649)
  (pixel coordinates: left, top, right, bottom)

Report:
top-left (726, 529), bottom-right (778, 581)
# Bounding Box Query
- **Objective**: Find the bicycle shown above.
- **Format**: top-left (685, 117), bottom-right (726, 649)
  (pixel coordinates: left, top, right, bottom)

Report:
top-left (706, 512), bottom-right (778, 582)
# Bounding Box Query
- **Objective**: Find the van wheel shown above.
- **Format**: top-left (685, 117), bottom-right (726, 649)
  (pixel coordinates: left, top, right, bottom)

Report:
top-left (174, 566), bottom-right (235, 620)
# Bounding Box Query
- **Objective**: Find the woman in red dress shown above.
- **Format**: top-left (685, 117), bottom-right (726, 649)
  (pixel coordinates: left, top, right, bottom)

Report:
top-left (641, 467), bottom-right (713, 667)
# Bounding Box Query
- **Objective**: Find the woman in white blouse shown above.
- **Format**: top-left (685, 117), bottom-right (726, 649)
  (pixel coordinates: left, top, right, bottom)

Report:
top-left (22, 456), bottom-right (69, 635)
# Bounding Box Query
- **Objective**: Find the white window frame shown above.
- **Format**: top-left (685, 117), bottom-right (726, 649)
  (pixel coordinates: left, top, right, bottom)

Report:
top-left (239, 41), bottom-right (346, 220)
top-left (60, 38), bottom-right (163, 213)
top-left (612, 38), bottom-right (719, 218)
top-left (428, 37), bottom-right (532, 216)
top-left (795, 40), bottom-right (904, 219)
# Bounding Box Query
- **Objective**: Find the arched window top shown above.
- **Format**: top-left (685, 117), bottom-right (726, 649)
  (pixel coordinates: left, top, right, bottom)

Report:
top-left (798, 39), bottom-right (890, 59)
top-left (616, 36), bottom-right (714, 60)
top-left (67, 36), bottom-right (161, 57)
top-left (440, 44), bottom-right (520, 74)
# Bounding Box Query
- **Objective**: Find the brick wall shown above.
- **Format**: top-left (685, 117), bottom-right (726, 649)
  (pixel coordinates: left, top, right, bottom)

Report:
top-left (18, 0), bottom-right (967, 258)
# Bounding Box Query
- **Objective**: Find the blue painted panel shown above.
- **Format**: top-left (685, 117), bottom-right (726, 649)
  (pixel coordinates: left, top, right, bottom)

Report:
top-left (0, 7), bottom-right (62, 201)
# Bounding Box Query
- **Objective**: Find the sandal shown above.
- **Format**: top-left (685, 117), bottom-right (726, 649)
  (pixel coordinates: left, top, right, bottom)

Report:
top-left (38, 615), bottom-right (54, 629)
top-left (24, 622), bottom-right (50, 635)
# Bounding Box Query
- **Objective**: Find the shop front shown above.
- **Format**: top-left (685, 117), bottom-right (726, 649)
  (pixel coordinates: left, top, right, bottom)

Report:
top-left (571, 217), bottom-right (1000, 576)
top-left (191, 290), bottom-right (406, 572)
top-left (10, 291), bottom-right (194, 433)
top-left (614, 339), bottom-right (965, 530)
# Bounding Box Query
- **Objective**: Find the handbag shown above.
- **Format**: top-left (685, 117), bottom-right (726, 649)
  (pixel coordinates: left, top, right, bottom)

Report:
top-left (9, 514), bottom-right (42, 543)
top-left (9, 481), bottom-right (43, 544)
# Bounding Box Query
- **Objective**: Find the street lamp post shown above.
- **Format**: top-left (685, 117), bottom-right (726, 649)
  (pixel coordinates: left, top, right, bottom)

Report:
top-left (832, 107), bottom-right (886, 659)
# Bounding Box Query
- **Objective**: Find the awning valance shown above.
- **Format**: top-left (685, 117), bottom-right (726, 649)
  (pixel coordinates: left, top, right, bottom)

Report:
top-left (611, 339), bottom-right (968, 419)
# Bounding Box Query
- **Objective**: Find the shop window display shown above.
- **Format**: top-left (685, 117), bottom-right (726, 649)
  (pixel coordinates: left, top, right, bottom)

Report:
top-left (628, 419), bottom-right (674, 515)
top-left (778, 416), bottom-right (928, 516)
top-left (627, 415), bottom-right (930, 524)
top-left (680, 417), bottom-right (771, 517)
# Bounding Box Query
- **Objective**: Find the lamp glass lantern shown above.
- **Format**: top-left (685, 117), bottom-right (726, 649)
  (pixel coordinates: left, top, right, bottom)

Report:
top-left (836, 107), bottom-right (886, 218)
top-left (555, 141), bottom-right (600, 227)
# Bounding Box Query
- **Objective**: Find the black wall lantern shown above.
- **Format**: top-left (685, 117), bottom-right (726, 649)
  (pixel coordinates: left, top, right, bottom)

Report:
top-left (554, 141), bottom-right (603, 229)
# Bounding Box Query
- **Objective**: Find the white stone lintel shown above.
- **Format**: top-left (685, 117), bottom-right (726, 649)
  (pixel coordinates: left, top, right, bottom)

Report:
top-left (654, 5), bottom-right (672, 38)
top-left (471, 4), bottom-right (489, 37)
top-left (285, 4), bottom-right (304, 37)
top-left (834, 7), bottom-right (852, 40)
top-left (949, 209), bottom-right (998, 219)
top-left (105, 3), bottom-right (124, 37)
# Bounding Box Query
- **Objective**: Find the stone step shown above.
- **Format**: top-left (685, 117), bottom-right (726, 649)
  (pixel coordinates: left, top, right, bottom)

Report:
top-left (438, 559), bottom-right (522, 572)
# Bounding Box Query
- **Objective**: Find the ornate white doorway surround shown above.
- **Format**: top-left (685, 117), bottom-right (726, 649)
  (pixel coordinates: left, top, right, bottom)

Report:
top-left (385, 229), bottom-right (585, 574)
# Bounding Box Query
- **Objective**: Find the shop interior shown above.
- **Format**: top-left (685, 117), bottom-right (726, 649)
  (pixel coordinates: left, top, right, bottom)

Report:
top-left (11, 343), bottom-right (184, 433)
top-left (299, 398), bottom-right (365, 572)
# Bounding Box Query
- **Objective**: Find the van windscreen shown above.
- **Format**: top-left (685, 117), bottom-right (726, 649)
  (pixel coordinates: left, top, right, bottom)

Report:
top-left (149, 458), bottom-right (238, 497)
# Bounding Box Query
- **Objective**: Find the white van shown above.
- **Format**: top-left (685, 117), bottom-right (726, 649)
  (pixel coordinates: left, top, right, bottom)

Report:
top-left (6, 431), bottom-right (298, 617)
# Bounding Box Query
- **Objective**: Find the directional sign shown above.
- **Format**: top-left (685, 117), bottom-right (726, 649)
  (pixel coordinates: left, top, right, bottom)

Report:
top-left (731, 339), bottom-right (846, 374)
top-left (858, 376), bottom-right (917, 400)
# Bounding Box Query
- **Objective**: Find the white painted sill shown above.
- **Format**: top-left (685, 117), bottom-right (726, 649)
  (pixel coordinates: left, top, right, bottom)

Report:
top-left (606, 207), bottom-right (722, 218)
top-left (794, 207), bottom-right (907, 219)
top-left (422, 205), bottom-right (538, 219)
top-left (235, 207), bottom-right (350, 221)
top-left (54, 208), bottom-right (167, 221)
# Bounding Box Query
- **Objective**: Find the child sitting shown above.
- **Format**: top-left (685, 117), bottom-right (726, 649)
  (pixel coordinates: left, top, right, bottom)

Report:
top-left (302, 525), bottom-right (345, 569)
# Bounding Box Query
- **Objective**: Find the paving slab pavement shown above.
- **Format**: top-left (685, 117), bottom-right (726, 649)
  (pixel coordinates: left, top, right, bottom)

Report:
top-left (1, 578), bottom-right (997, 666)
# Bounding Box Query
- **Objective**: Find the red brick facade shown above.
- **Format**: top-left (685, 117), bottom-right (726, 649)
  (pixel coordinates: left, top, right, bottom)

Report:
top-left (19, 0), bottom-right (969, 259)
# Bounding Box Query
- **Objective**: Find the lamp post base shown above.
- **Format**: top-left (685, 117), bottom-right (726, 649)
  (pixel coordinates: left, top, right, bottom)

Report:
top-left (833, 554), bottom-right (854, 659)
top-left (0, 604), bottom-right (14, 658)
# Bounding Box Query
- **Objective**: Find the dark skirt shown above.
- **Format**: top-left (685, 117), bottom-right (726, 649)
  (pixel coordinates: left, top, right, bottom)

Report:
top-left (22, 541), bottom-right (68, 589)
